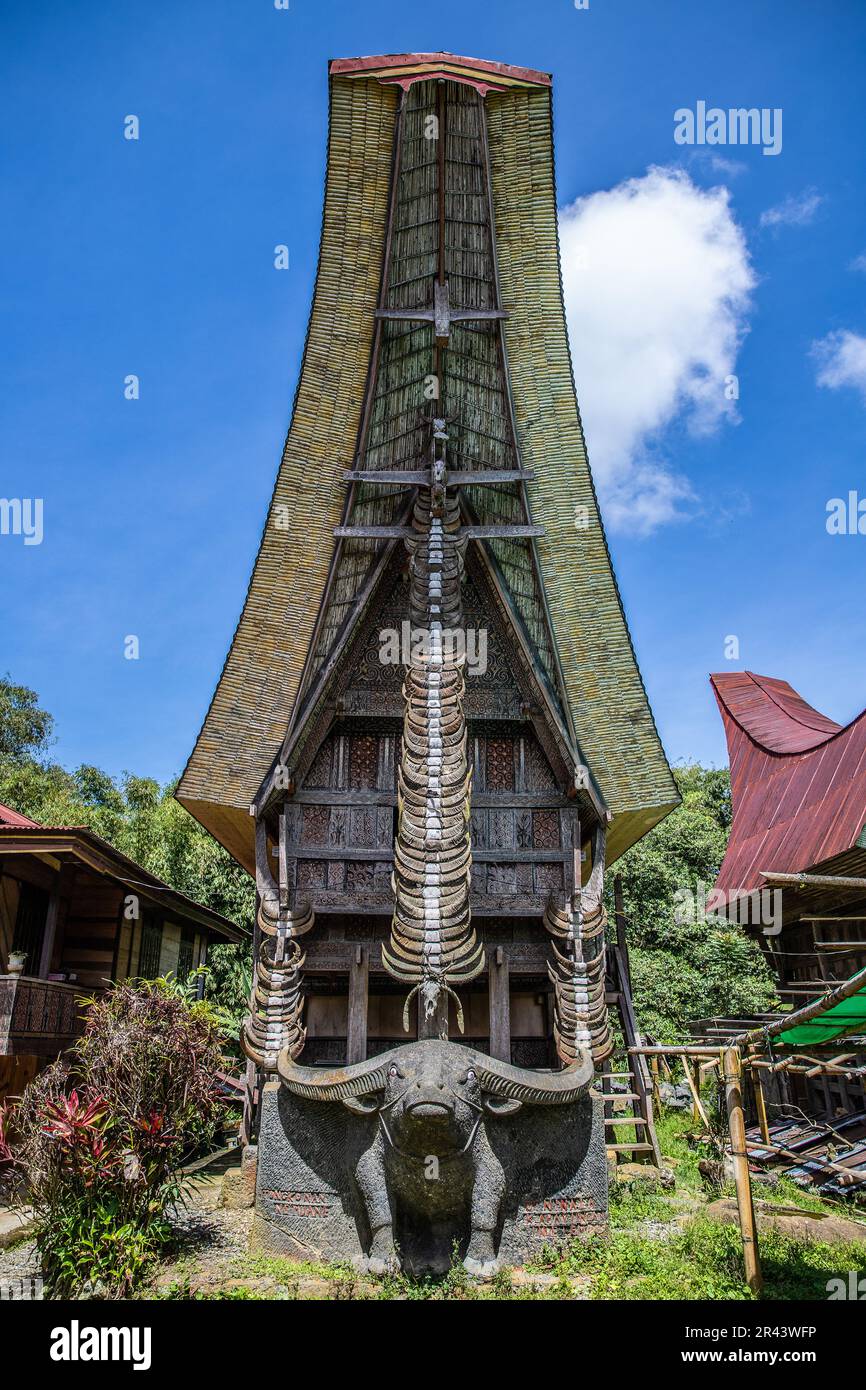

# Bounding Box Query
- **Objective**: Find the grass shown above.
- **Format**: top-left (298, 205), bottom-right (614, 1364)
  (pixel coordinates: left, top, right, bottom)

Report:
top-left (143, 1097), bottom-right (866, 1301)
top-left (529, 1213), bottom-right (866, 1301)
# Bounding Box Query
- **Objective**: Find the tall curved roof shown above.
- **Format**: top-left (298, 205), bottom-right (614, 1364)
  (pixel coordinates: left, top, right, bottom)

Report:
top-left (177, 54), bottom-right (678, 872)
top-left (711, 671), bottom-right (866, 895)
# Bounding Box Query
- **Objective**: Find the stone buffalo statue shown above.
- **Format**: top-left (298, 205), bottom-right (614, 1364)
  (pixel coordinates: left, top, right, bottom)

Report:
top-left (277, 1037), bottom-right (593, 1277)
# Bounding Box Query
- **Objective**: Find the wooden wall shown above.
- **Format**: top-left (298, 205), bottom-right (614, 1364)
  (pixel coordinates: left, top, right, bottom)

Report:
top-left (58, 869), bottom-right (123, 987)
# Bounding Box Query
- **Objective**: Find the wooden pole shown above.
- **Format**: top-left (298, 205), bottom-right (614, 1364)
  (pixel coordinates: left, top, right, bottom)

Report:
top-left (723, 1046), bottom-right (762, 1296)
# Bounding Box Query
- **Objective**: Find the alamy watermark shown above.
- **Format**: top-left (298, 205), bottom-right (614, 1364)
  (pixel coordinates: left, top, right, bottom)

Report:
top-left (50, 1320), bottom-right (151, 1370)
top-left (826, 491), bottom-right (866, 535)
top-left (674, 102), bottom-right (782, 156)
top-left (0, 1275), bottom-right (43, 1300)
top-left (379, 622), bottom-right (488, 675)
top-left (674, 880), bottom-right (782, 936)
top-left (827, 1272), bottom-right (866, 1299)
top-left (0, 497), bottom-right (43, 545)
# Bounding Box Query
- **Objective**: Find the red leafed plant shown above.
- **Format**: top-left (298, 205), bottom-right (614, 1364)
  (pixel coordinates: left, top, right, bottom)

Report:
top-left (42, 1088), bottom-right (108, 1143)
top-left (40, 1091), bottom-right (116, 1185)
top-left (5, 977), bottom-right (227, 1296)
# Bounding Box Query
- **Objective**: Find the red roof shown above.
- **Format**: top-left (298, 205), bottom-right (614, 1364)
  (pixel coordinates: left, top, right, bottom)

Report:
top-left (711, 672), bottom-right (866, 895)
top-left (329, 52), bottom-right (551, 94)
top-left (0, 801), bottom-right (40, 829)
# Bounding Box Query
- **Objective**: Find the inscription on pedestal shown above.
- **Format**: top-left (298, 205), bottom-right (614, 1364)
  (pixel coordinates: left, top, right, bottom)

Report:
top-left (264, 1189), bottom-right (334, 1218)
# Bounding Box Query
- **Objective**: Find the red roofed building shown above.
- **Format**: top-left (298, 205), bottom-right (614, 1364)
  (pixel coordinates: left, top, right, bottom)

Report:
top-left (712, 671), bottom-right (866, 899)
top-left (695, 673), bottom-right (866, 1121)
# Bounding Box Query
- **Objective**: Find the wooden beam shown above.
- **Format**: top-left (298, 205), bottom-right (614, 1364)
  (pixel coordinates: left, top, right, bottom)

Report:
top-left (613, 877), bottom-right (632, 995)
top-left (374, 306), bottom-right (508, 324)
top-left (346, 945), bottom-right (369, 1065)
top-left (342, 468), bottom-right (534, 485)
top-left (800, 915), bottom-right (866, 922)
top-left (488, 946), bottom-right (511, 1062)
top-left (682, 1057), bottom-right (710, 1129)
top-left (333, 523), bottom-right (544, 540)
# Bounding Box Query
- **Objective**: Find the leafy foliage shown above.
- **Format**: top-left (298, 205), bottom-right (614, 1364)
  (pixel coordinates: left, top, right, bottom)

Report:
top-left (0, 673), bottom-right (55, 760)
top-left (607, 764), bottom-right (778, 1041)
top-left (5, 977), bottom-right (226, 1296)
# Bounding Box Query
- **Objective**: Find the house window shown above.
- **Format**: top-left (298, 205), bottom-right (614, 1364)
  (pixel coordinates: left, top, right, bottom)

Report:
top-left (139, 916), bottom-right (163, 980)
top-left (177, 929), bottom-right (195, 983)
top-left (12, 882), bottom-right (49, 972)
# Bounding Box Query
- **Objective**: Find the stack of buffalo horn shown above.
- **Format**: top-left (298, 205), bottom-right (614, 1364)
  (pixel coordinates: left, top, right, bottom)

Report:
top-left (242, 874), bottom-right (314, 1071)
top-left (544, 830), bottom-right (612, 1065)
top-left (382, 488), bottom-right (484, 1027)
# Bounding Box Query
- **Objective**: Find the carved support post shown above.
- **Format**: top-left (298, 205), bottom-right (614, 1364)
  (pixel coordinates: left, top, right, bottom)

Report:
top-left (488, 946), bottom-right (511, 1062)
top-left (544, 820), bottom-right (612, 1066)
top-left (346, 945), bottom-right (369, 1064)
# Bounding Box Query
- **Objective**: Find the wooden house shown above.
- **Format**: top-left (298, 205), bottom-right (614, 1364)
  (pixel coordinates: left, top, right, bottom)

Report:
top-left (0, 801), bottom-right (246, 1099)
top-left (176, 53), bottom-right (678, 1092)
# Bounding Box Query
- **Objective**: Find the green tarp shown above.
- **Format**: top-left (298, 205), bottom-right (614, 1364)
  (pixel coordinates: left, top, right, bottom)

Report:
top-left (779, 982), bottom-right (866, 1047)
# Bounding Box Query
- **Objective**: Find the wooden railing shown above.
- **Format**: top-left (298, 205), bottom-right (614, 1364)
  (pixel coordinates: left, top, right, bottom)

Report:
top-left (0, 975), bottom-right (95, 1059)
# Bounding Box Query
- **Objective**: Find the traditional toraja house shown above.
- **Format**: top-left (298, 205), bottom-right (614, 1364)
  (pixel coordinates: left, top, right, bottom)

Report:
top-left (693, 671), bottom-right (866, 1138)
top-left (0, 801), bottom-right (245, 1102)
top-left (178, 52), bottom-right (677, 1272)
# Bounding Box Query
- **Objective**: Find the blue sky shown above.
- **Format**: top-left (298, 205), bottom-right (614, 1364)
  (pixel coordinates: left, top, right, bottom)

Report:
top-left (1, 0), bottom-right (865, 789)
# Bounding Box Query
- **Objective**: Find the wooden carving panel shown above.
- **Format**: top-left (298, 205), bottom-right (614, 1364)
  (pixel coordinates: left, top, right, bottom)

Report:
top-left (283, 715), bottom-right (574, 914)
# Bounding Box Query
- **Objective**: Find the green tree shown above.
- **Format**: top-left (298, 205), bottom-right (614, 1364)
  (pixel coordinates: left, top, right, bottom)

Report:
top-left (607, 764), bottom-right (777, 1041)
top-left (0, 674), bottom-right (54, 760)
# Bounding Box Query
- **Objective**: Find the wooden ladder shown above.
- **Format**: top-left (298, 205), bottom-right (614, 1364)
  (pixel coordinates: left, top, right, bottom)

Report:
top-left (594, 878), bottom-right (662, 1166)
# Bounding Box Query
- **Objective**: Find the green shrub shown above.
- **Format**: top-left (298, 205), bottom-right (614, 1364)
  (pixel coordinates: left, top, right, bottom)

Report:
top-left (6, 978), bottom-right (225, 1297)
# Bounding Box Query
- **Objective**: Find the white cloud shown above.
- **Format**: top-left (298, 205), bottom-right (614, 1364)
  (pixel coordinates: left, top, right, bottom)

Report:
top-left (812, 330), bottom-right (866, 403)
top-left (759, 188), bottom-right (824, 230)
top-left (708, 154), bottom-right (747, 179)
top-left (559, 166), bottom-right (755, 535)
top-left (849, 252), bottom-right (866, 274)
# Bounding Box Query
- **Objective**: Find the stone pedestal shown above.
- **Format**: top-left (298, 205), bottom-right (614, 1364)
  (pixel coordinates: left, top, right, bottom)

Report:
top-left (220, 1143), bottom-right (258, 1210)
top-left (252, 1081), bottom-right (607, 1271)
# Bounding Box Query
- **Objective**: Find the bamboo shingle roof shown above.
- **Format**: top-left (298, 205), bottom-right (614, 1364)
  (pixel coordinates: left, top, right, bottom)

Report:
top-left (177, 57), bottom-right (678, 872)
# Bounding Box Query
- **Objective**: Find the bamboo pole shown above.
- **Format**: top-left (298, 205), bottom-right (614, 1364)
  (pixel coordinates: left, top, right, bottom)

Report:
top-left (752, 1068), bottom-right (771, 1146)
top-left (724, 1046), bottom-right (762, 1295)
top-left (650, 1056), bottom-right (661, 1112)
top-left (629, 1045), bottom-right (722, 1057)
top-left (683, 1058), bottom-right (710, 1129)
